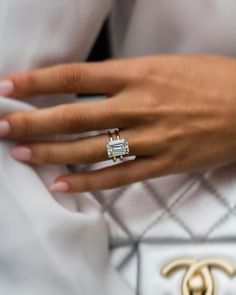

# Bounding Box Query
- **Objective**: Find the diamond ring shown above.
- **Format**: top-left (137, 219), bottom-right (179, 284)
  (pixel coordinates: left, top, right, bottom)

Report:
top-left (106, 129), bottom-right (130, 162)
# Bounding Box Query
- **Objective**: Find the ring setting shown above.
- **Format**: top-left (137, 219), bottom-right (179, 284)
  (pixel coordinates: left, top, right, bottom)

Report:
top-left (106, 129), bottom-right (130, 162)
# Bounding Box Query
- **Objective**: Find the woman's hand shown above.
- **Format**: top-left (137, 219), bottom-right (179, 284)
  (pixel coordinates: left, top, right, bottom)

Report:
top-left (0, 55), bottom-right (236, 192)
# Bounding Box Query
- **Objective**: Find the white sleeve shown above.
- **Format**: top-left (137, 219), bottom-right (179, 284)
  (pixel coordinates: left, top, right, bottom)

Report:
top-left (0, 0), bottom-right (111, 75)
top-left (0, 96), bottom-right (133, 295)
top-left (0, 0), bottom-right (111, 107)
top-left (0, 1), bottom-right (134, 294)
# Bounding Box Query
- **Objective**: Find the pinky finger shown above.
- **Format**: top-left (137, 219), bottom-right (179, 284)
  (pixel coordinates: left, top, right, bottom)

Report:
top-left (50, 157), bottom-right (165, 193)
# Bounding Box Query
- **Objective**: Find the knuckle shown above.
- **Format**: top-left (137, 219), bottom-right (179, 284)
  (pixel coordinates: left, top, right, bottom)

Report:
top-left (33, 147), bottom-right (52, 163)
top-left (11, 72), bottom-right (36, 96)
top-left (131, 95), bottom-right (158, 121)
top-left (42, 149), bottom-right (53, 163)
top-left (77, 175), bottom-right (94, 192)
top-left (58, 65), bottom-right (81, 91)
top-left (58, 106), bottom-right (86, 132)
top-left (110, 173), bottom-right (125, 187)
top-left (21, 73), bottom-right (36, 94)
top-left (143, 94), bottom-right (158, 111)
top-left (82, 144), bottom-right (99, 163)
top-left (152, 154), bottom-right (173, 175)
top-left (73, 143), bottom-right (97, 164)
top-left (10, 114), bottom-right (34, 137)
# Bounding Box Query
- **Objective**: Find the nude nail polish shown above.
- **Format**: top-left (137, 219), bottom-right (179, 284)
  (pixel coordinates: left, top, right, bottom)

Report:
top-left (0, 120), bottom-right (10, 137)
top-left (10, 146), bottom-right (32, 161)
top-left (0, 80), bottom-right (14, 96)
top-left (50, 181), bottom-right (69, 193)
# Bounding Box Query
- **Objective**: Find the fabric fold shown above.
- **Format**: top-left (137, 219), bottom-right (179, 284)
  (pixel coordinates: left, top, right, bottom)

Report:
top-left (0, 96), bottom-right (133, 295)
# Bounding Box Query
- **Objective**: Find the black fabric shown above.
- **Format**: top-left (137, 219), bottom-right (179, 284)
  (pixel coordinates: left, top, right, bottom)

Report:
top-left (87, 19), bottom-right (110, 61)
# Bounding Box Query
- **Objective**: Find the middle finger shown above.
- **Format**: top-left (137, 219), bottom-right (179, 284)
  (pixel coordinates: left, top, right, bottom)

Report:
top-left (0, 98), bottom-right (128, 139)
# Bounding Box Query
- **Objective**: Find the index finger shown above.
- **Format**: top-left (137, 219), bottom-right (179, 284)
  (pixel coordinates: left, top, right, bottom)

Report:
top-left (1, 60), bottom-right (130, 98)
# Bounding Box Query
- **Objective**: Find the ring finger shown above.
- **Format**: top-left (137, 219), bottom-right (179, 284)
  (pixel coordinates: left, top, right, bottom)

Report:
top-left (10, 129), bottom-right (145, 165)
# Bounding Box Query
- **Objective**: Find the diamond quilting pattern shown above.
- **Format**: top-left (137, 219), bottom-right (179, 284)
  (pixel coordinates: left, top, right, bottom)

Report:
top-left (109, 183), bottom-right (164, 238)
top-left (172, 180), bottom-right (228, 238)
top-left (204, 164), bottom-right (236, 209)
top-left (110, 246), bottom-right (138, 291)
top-left (71, 162), bottom-right (236, 294)
top-left (73, 163), bottom-right (236, 243)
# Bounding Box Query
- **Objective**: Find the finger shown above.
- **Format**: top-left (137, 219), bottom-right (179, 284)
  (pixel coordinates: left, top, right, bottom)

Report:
top-left (4, 61), bottom-right (130, 98)
top-left (0, 98), bottom-right (127, 139)
top-left (50, 157), bottom-right (169, 192)
top-left (9, 129), bottom-right (148, 164)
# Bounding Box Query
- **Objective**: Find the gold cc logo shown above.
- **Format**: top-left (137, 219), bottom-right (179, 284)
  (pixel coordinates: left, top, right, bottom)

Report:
top-left (161, 258), bottom-right (236, 295)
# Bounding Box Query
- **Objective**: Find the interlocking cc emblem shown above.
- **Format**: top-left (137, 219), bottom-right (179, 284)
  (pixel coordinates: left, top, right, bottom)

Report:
top-left (161, 258), bottom-right (236, 295)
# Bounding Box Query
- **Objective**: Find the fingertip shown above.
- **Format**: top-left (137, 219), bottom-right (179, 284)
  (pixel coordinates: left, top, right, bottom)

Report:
top-left (0, 120), bottom-right (11, 137)
top-left (0, 80), bottom-right (14, 97)
top-left (10, 146), bottom-right (32, 162)
top-left (50, 180), bottom-right (70, 193)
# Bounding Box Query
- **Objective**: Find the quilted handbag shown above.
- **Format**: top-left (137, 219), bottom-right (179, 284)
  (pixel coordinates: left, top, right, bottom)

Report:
top-left (93, 167), bottom-right (236, 295)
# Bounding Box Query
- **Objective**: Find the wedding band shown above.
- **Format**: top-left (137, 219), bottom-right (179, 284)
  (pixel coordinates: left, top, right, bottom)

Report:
top-left (106, 129), bottom-right (130, 162)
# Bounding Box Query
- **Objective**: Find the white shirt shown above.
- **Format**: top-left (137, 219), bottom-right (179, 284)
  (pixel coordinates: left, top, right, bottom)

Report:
top-left (1, 0), bottom-right (236, 79)
top-left (111, 0), bottom-right (236, 57)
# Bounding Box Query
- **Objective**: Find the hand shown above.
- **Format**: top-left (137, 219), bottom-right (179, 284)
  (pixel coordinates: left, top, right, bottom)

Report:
top-left (0, 55), bottom-right (236, 192)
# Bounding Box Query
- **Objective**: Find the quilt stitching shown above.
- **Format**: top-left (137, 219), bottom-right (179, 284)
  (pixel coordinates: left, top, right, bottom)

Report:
top-left (141, 180), bottom-right (195, 239)
top-left (136, 244), bottom-right (142, 295)
top-left (72, 160), bottom-right (235, 243)
top-left (93, 186), bottom-right (129, 212)
top-left (109, 177), bottom-right (200, 275)
top-left (106, 173), bottom-right (234, 244)
top-left (109, 173), bottom-right (235, 286)
top-left (91, 191), bottom-right (135, 242)
top-left (69, 163), bottom-right (236, 295)
top-left (143, 173), bottom-right (235, 240)
top-left (116, 246), bottom-right (137, 270)
top-left (204, 201), bottom-right (236, 239)
top-left (200, 173), bottom-right (232, 211)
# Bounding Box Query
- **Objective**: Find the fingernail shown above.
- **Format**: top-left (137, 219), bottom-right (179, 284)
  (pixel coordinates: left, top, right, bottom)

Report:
top-left (10, 146), bottom-right (32, 161)
top-left (0, 80), bottom-right (14, 96)
top-left (0, 120), bottom-right (10, 137)
top-left (50, 181), bottom-right (69, 193)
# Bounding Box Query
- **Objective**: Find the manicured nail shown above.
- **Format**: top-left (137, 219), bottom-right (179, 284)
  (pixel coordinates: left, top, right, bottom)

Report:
top-left (0, 120), bottom-right (10, 137)
top-left (50, 181), bottom-right (69, 193)
top-left (0, 80), bottom-right (14, 96)
top-left (10, 146), bottom-right (32, 161)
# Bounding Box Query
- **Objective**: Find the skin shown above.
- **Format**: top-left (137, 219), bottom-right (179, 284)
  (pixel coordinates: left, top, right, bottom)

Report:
top-left (0, 54), bottom-right (236, 192)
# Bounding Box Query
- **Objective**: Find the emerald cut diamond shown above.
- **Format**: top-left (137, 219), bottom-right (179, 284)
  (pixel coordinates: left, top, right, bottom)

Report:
top-left (106, 138), bottom-right (129, 159)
